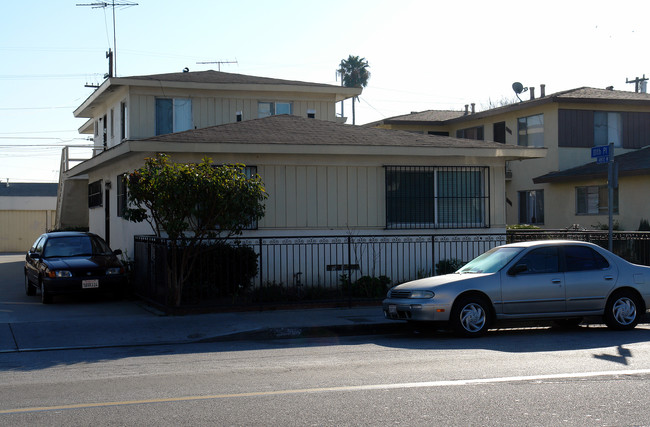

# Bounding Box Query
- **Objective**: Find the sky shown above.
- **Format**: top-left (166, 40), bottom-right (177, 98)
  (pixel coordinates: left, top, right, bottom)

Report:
top-left (1, 0), bottom-right (648, 183)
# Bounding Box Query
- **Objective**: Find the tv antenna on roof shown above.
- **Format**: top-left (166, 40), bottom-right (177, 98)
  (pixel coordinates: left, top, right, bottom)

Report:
top-left (196, 60), bottom-right (238, 71)
top-left (512, 82), bottom-right (529, 102)
top-left (76, 1), bottom-right (139, 78)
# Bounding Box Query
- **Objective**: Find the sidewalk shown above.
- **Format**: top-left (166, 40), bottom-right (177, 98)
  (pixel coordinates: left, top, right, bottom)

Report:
top-left (0, 253), bottom-right (402, 353)
top-left (0, 304), bottom-right (402, 353)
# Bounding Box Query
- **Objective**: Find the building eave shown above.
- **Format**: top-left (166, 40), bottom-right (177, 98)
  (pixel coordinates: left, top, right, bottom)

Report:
top-left (66, 139), bottom-right (546, 178)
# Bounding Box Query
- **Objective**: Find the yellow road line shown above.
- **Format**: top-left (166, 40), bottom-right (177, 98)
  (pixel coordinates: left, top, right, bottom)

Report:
top-left (2, 368), bottom-right (650, 415)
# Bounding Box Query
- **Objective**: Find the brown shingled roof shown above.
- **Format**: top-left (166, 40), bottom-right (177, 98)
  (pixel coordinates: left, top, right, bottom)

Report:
top-left (534, 145), bottom-right (650, 183)
top-left (377, 110), bottom-right (466, 124)
top-left (374, 87), bottom-right (650, 127)
top-left (125, 70), bottom-right (338, 88)
top-left (553, 87), bottom-right (650, 102)
top-left (142, 114), bottom-right (523, 149)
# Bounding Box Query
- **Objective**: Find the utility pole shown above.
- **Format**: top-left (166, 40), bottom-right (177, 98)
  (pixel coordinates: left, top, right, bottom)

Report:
top-left (196, 60), bottom-right (238, 72)
top-left (607, 142), bottom-right (618, 251)
top-left (77, 1), bottom-right (138, 77)
top-left (625, 74), bottom-right (648, 93)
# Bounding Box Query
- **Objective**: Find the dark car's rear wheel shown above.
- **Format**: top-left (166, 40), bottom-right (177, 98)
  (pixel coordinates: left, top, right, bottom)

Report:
top-left (450, 296), bottom-right (491, 337)
top-left (24, 273), bottom-right (36, 296)
top-left (40, 279), bottom-right (52, 304)
top-left (604, 291), bottom-right (641, 330)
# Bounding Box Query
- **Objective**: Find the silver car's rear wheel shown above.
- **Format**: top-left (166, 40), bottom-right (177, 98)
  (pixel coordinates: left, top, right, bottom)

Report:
top-left (605, 291), bottom-right (640, 330)
top-left (451, 296), bottom-right (490, 337)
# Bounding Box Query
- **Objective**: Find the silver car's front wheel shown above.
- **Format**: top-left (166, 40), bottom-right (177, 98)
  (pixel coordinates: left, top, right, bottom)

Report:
top-left (451, 296), bottom-right (490, 337)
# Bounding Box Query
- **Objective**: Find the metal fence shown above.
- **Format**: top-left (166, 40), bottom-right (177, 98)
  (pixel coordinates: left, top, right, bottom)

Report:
top-left (133, 233), bottom-right (506, 311)
top-left (133, 231), bottom-right (650, 312)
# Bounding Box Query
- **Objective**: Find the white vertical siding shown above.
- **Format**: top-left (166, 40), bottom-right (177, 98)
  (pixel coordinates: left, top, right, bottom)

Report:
top-left (258, 165), bottom-right (384, 229)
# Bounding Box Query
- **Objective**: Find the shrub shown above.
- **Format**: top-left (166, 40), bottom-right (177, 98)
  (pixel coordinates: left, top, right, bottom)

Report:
top-left (182, 242), bottom-right (258, 301)
top-left (341, 275), bottom-right (391, 298)
top-left (507, 224), bottom-right (541, 230)
top-left (639, 219), bottom-right (650, 231)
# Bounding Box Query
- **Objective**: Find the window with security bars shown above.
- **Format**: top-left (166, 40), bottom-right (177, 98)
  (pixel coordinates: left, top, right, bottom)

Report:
top-left (385, 166), bottom-right (489, 229)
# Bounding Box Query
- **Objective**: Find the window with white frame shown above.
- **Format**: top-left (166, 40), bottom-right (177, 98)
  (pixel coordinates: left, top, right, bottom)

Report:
top-left (258, 101), bottom-right (292, 118)
top-left (518, 190), bottom-right (544, 224)
top-left (576, 185), bottom-right (618, 215)
top-left (385, 166), bottom-right (489, 229)
top-left (517, 114), bottom-right (544, 147)
top-left (594, 111), bottom-right (622, 147)
top-left (155, 98), bottom-right (192, 135)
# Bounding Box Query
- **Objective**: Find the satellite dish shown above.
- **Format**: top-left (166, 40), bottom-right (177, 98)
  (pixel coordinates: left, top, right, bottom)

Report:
top-left (512, 82), bottom-right (525, 94)
top-left (512, 82), bottom-right (528, 101)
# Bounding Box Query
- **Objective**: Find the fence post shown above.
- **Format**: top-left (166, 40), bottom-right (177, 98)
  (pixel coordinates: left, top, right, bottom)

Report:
top-left (347, 236), bottom-right (352, 307)
top-left (258, 237), bottom-right (264, 310)
top-left (431, 234), bottom-right (436, 276)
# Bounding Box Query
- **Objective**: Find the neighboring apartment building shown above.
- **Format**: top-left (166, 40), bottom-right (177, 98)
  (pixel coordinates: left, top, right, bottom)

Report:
top-left (57, 70), bottom-right (545, 263)
top-left (0, 182), bottom-right (57, 252)
top-left (371, 86), bottom-right (650, 230)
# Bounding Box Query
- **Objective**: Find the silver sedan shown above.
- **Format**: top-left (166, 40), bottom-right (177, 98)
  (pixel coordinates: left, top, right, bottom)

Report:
top-left (383, 240), bottom-right (650, 336)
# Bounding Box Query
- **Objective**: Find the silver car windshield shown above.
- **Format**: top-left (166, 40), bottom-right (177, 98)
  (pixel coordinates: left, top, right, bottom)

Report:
top-left (457, 247), bottom-right (523, 274)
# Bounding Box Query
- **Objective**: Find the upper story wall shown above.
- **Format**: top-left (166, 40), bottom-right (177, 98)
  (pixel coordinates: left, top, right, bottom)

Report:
top-left (76, 71), bottom-right (360, 153)
top-left (85, 86), bottom-right (343, 150)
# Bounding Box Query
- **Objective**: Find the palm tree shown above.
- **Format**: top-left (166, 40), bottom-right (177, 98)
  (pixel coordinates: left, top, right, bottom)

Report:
top-left (338, 55), bottom-right (370, 125)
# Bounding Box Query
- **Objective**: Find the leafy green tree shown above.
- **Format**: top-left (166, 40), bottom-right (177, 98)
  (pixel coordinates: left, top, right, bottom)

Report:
top-left (124, 153), bottom-right (268, 307)
top-left (338, 55), bottom-right (370, 125)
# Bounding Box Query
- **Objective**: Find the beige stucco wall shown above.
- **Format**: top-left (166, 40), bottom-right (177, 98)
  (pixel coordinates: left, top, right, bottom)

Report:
top-left (542, 175), bottom-right (650, 230)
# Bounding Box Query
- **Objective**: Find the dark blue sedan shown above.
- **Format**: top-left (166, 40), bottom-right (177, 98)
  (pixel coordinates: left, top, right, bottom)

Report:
top-left (24, 231), bottom-right (127, 304)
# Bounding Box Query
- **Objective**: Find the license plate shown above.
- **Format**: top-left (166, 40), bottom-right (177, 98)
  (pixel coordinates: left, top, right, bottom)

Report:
top-left (389, 304), bottom-right (397, 315)
top-left (82, 279), bottom-right (99, 289)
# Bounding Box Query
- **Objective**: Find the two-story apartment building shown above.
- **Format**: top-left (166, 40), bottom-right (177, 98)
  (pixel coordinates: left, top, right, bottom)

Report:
top-left (57, 70), bottom-right (362, 230)
top-left (371, 86), bottom-right (650, 230)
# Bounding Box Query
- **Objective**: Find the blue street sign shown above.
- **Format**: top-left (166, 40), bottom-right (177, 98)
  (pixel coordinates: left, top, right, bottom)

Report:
top-left (596, 156), bottom-right (609, 164)
top-left (591, 145), bottom-right (610, 158)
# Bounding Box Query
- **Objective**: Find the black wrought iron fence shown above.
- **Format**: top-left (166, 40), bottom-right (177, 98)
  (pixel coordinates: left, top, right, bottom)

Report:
top-left (133, 233), bottom-right (506, 312)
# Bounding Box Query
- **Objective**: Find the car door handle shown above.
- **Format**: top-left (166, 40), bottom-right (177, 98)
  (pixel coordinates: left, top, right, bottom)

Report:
top-left (552, 279), bottom-right (562, 284)
top-left (604, 276), bottom-right (614, 280)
